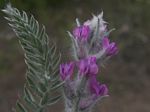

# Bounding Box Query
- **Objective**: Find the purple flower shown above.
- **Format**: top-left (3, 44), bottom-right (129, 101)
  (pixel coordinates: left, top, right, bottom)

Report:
top-left (60, 62), bottom-right (74, 80)
top-left (89, 77), bottom-right (108, 97)
top-left (102, 37), bottom-right (118, 56)
top-left (78, 56), bottom-right (98, 76)
top-left (73, 25), bottom-right (90, 41)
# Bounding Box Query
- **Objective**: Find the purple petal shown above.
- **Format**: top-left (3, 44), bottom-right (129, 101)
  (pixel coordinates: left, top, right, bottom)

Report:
top-left (73, 27), bottom-right (81, 39)
top-left (78, 59), bottom-right (88, 75)
top-left (81, 25), bottom-right (90, 40)
top-left (78, 56), bottom-right (98, 76)
top-left (89, 77), bottom-right (99, 95)
top-left (73, 25), bottom-right (90, 41)
top-left (99, 84), bottom-right (108, 96)
top-left (88, 56), bottom-right (97, 64)
top-left (102, 37), bottom-right (109, 49)
top-left (107, 42), bottom-right (118, 56)
top-left (59, 62), bottom-right (74, 80)
top-left (89, 77), bottom-right (108, 97)
top-left (89, 64), bottom-right (99, 75)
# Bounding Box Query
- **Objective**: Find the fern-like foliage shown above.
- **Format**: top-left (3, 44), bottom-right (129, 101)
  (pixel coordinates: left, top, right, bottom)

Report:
top-left (2, 4), bottom-right (63, 112)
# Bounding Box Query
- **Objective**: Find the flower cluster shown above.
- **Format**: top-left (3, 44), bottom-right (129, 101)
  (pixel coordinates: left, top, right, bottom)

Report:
top-left (60, 13), bottom-right (118, 112)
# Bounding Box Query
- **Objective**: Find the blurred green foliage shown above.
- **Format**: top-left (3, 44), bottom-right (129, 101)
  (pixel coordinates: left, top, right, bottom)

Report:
top-left (0, 0), bottom-right (150, 74)
top-left (0, 0), bottom-right (67, 8)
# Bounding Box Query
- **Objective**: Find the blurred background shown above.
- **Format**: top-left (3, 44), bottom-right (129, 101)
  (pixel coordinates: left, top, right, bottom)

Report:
top-left (0, 0), bottom-right (150, 112)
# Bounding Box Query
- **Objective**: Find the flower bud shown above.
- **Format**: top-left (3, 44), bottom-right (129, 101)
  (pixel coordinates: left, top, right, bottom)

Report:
top-left (73, 25), bottom-right (90, 41)
top-left (89, 77), bottom-right (108, 97)
top-left (78, 56), bottom-right (98, 76)
top-left (60, 62), bottom-right (74, 80)
top-left (102, 37), bottom-right (118, 56)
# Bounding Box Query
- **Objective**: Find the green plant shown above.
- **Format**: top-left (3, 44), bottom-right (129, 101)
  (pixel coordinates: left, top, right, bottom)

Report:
top-left (2, 4), bottom-right (63, 112)
top-left (2, 3), bottom-right (119, 112)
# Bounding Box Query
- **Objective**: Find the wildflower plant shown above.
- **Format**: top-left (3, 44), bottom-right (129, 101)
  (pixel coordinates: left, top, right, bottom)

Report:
top-left (2, 3), bottom-right (118, 112)
top-left (61, 13), bottom-right (118, 112)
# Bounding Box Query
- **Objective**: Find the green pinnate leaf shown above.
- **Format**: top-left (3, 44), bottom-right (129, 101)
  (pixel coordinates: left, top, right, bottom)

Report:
top-left (47, 95), bottom-right (61, 106)
top-left (3, 4), bottom-right (63, 112)
top-left (16, 102), bottom-right (28, 112)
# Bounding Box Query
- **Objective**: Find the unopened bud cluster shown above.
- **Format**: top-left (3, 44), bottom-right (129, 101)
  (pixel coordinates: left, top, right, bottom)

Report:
top-left (60, 13), bottom-right (118, 112)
